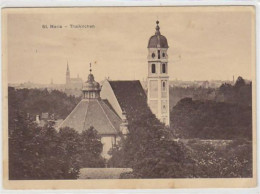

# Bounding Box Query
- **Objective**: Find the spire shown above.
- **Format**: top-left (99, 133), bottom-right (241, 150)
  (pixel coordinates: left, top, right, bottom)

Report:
top-left (66, 61), bottom-right (70, 72)
top-left (155, 20), bottom-right (161, 35)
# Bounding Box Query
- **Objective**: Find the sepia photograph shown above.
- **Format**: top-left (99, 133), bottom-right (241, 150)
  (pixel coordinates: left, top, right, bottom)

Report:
top-left (2, 6), bottom-right (256, 189)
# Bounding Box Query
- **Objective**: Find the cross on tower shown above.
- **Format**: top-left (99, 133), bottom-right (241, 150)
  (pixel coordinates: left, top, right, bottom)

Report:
top-left (89, 63), bottom-right (92, 73)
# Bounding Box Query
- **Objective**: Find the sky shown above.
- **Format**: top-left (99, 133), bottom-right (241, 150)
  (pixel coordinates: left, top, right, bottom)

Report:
top-left (5, 6), bottom-right (255, 84)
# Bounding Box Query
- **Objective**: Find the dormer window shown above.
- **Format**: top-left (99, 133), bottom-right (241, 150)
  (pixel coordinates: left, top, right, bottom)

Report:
top-left (152, 64), bottom-right (156, 73)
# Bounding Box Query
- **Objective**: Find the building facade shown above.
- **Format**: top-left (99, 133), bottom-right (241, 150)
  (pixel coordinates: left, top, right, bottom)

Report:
top-left (147, 21), bottom-right (170, 126)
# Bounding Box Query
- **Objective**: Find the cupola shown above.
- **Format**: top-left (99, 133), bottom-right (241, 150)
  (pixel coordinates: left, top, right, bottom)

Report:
top-left (148, 21), bottom-right (169, 48)
top-left (82, 63), bottom-right (101, 99)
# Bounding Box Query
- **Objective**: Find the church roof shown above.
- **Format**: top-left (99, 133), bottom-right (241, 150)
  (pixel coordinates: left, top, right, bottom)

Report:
top-left (59, 99), bottom-right (121, 135)
top-left (148, 21), bottom-right (169, 48)
top-left (108, 80), bottom-right (152, 124)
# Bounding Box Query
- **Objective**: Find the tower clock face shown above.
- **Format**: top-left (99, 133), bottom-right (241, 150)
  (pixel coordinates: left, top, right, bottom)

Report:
top-left (152, 53), bottom-right (155, 58)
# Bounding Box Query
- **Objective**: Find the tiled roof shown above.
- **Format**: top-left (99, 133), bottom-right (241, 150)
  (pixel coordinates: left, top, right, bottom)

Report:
top-left (59, 99), bottom-right (121, 135)
top-left (108, 81), bottom-right (152, 124)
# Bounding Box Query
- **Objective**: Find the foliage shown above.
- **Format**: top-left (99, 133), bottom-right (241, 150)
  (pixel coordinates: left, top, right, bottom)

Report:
top-left (79, 127), bottom-right (105, 168)
top-left (9, 111), bottom-right (105, 180)
top-left (169, 76), bottom-right (252, 109)
top-left (108, 113), bottom-right (193, 178)
top-left (171, 98), bottom-right (252, 140)
top-left (169, 86), bottom-right (215, 109)
top-left (8, 87), bottom-right (80, 119)
top-left (216, 76), bottom-right (252, 106)
top-left (182, 139), bottom-right (252, 178)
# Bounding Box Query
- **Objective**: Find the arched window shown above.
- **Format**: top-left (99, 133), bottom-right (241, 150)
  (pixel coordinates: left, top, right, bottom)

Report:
top-left (152, 64), bottom-right (156, 73)
top-left (162, 63), bottom-right (166, 73)
top-left (158, 50), bottom-right (160, 59)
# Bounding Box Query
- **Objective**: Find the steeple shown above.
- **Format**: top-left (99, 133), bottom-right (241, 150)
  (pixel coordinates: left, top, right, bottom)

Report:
top-left (67, 61), bottom-right (70, 72)
top-left (82, 63), bottom-right (101, 100)
top-left (66, 61), bottom-right (70, 84)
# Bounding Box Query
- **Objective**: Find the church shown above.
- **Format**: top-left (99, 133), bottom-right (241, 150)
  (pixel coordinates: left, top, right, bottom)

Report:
top-left (59, 21), bottom-right (170, 158)
top-left (64, 62), bottom-right (83, 96)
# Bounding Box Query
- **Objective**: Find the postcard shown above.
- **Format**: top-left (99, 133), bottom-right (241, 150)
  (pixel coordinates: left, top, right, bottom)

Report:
top-left (2, 6), bottom-right (256, 189)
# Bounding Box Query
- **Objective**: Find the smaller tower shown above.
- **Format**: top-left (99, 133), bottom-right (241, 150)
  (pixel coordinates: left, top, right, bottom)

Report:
top-left (82, 63), bottom-right (101, 100)
top-left (66, 61), bottom-right (70, 85)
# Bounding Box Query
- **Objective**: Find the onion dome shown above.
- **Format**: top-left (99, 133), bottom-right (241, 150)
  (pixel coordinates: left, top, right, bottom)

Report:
top-left (82, 65), bottom-right (101, 92)
top-left (148, 20), bottom-right (169, 48)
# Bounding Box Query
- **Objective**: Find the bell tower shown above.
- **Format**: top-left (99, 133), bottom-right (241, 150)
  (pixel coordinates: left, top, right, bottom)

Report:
top-left (147, 21), bottom-right (170, 126)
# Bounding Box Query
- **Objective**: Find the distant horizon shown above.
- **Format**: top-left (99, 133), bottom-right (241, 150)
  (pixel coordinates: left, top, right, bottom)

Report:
top-left (9, 75), bottom-right (251, 86)
top-left (6, 7), bottom-right (254, 85)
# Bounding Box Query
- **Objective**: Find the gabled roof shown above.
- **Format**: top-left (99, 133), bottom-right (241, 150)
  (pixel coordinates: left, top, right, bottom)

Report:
top-left (59, 99), bottom-right (121, 135)
top-left (108, 80), bottom-right (152, 124)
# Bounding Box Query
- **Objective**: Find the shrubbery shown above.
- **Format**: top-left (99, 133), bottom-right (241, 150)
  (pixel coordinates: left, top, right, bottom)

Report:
top-left (9, 111), bottom-right (104, 180)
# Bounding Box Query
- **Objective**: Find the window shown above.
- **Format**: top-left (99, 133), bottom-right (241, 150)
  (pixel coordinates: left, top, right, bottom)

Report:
top-left (158, 50), bottom-right (160, 59)
top-left (90, 92), bottom-right (95, 98)
top-left (152, 53), bottom-right (155, 58)
top-left (162, 63), bottom-right (166, 73)
top-left (162, 81), bottom-right (166, 91)
top-left (162, 101), bottom-right (167, 113)
top-left (162, 52), bottom-right (165, 57)
top-left (152, 64), bottom-right (156, 73)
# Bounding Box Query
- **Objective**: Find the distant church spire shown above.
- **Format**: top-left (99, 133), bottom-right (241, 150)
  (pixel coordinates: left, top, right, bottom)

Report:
top-left (67, 61), bottom-right (70, 72)
top-left (66, 61), bottom-right (70, 84)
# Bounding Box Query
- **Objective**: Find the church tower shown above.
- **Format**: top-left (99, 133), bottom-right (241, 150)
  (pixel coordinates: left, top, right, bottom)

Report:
top-left (66, 61), bottom-right (70, 85)
top-left (147, 21), bottom-right (170, 126)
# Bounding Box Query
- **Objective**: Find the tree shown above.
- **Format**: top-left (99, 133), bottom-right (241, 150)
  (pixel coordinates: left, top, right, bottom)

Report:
top-left (170, 98), bottom-right (252, 140)
top-left (9, 112), bottom-right (80, 179)
top-left (9, 111), bottom-right (105, 179)
top-left (79, 126), bottom-right (105, 168)
top-left (108, 113), bottom-right (192, 178)
top-left (8, 88), bottom-right (81, 120)
top-left (235, 76), bottom-right (246, 89)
